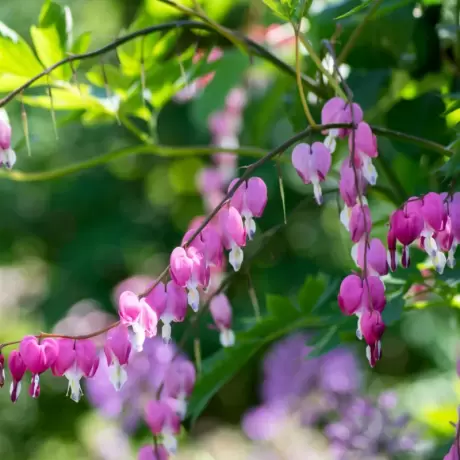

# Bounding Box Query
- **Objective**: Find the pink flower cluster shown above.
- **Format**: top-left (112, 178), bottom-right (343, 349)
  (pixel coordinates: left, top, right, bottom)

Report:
top-left (388, 192), bottom-right (460, 274)
top-left (0, 108), bottom-right (15, 169)
top-left (3, 327), bottom-right (196, 458)
top-left (5, 335), bottom-right (99, 403)
top-left (297, 97), bottom-right (385, 368)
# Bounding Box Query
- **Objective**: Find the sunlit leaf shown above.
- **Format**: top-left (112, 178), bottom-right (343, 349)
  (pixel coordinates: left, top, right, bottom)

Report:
top-left (22, 86), bottom-right (111, 112)
top-left (31, 26), bottom-right (65, 79)
top-left (0, 21), bottom-right (44, 91)
top-left (86, 64), bottom-right (135, 94)
top-left (39, 0), bottom-right (69, 48)
top-left (71, 32), bottom-right (91, 55)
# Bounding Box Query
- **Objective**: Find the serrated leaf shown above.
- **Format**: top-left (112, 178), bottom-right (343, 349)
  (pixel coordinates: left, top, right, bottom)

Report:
top-left (31, 26), bottom-right (65, 79)
top-left (266, 294), bottom-right (298, 319)
top-left (0, 21), bottom-right (44, 90)
top-left (335, 0), bottom-right (373, 19)
top-left (39, 0), bottom-right (69, 48)
top-left (298, 276), bottom-right (326, 313)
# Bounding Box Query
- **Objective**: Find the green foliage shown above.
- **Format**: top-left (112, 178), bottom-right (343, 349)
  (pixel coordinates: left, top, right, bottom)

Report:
top-left (191, 50), bottom-right (250, 129)
top-left (1, 0), bottom-right (460, 456)
top-left (188, 276), bottom-right (333, 422)
top-left (0, 22), bottom-right (44, 91)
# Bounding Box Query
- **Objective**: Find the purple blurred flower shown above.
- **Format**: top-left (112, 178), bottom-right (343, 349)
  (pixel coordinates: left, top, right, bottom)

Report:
top-left (260, 333), bottom-right (360, 424)
top-left (86, 336), bottom-right (186, 432)
top-left (243, 333), bottom-right (430, 459)
top-left (242, 402), bottom-right (288, 441)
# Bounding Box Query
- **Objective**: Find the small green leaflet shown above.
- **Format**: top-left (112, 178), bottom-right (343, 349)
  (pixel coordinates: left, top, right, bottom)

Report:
top-left (335, 0), bottom-right (373, 19)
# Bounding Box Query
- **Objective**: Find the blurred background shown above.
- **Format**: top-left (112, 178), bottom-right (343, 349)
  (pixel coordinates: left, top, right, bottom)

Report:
top-left (1, 0), bottom-right (460, 458)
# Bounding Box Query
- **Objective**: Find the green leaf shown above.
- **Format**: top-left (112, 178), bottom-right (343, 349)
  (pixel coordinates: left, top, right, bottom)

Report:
top-left (382, 293), bottom-right (406, 325)
top-left (335, 0), bottom-right (373, 19)
top-left (188, 277), bottom-right (336, 423)
top-left (191, 50), bottom-right (249, 129)
top-left (187, 343), bottom-right (260, 423)
top-left (262, 0), bottom-right (290, 20)
top-left (298, 276), bottom-right (326, 313)
top-left (307, 325), bottom-right (341, 357)
top-left (266, 294), bottom-right (298, 319)
top-left (39, 0), bottom-right (69, 49)
top-left (71, 32), bottom-right (91, 55)
top-left (86, 64), bottom-right (135, 94)
top-left (22, 86), bottom-right (111, 113)
top-left (0, 21), bottom-right (44, 91)
top-left (31, 26), bottom-right (65, 79)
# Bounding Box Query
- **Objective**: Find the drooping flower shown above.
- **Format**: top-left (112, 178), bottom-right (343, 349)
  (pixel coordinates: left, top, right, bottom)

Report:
top-left (0, 109), bottom-right (15, 169)
top-left (339, 158), bottom-right (366, 207)
top-left (219, 205), bottom-right (246, 271)
top-left (170, 246), bottom-right (209, 311)
top-left (229, 177), bottom-right (268, 239)
top-left (87, 337), bottom-right (191, 432)
top-left (349, 204), bottom-right (372, 243)
top-left (19, 336), bottom-right (59, 398)
top-left (182, 224), bottom-right (223, 268)
top-left (52, 338), bottom-right (99, 402)
top-left (321, 97), bottom-right (363, 152)
top-left (160, 281), bottom-right (188, 344)
top-left (104, 324), bottom-right (132, 391)
top-left (8, 350), bottom-right (26, 403)
top-left (164, 360), bottom-right (196, 418)
top-left (0, 352), bottom-right (4, 388)
top-left (338, 274), bottom-right (364, 316)
top-left (210, 293), bottom-right (235, 347)
top-left (145, 400), bottom-right (181, 454)
top-left (359, 310), bottom-right (386, 367)
top-left (420, 192), bottom-right (447, 262)
top-left (349, 122), bottom-right (378, 185)
top-left (291, 142), bottom-right (332, 205)
top-left (352, 238), bottom-right (389, 276)
top-left (387, 226), bottom-right (397, 271)
top-left (360, 276), bottom-right (386, 313)
top-left (0, 108), bottom-right (12, 150)
top-left (144, 281), bottom-right (168, 319)
top-left (118, 291), bottom-right (158, 352)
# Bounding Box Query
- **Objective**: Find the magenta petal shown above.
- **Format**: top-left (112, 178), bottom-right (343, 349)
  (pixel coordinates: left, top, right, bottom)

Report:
top-left (52, 339), bottom-right (75, 376)
top-left (118, 291), bottom-right (142, 324)
top-left (75, 339), bottom-right (99, 377)
top-left (338, 274), bottom-right (363, 315)
top-left (311, 142), bottom-right (332, 180)
top-left (210, 293), bottom-right (233, 329)
top-left (104, 324), bottom-right (131, 366)
top-left (246, 177), bottom-right (268, 217)
top-left (292, 143), bottom-right (312, 184)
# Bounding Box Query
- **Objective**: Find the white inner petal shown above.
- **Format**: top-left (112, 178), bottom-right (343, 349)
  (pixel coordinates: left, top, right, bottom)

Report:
top-left (108, 361), bottom-right (128, 392)
top-left (229, 242), bottom-right (244, 272)
top-left (219, 328), bottom-right (235, 348)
